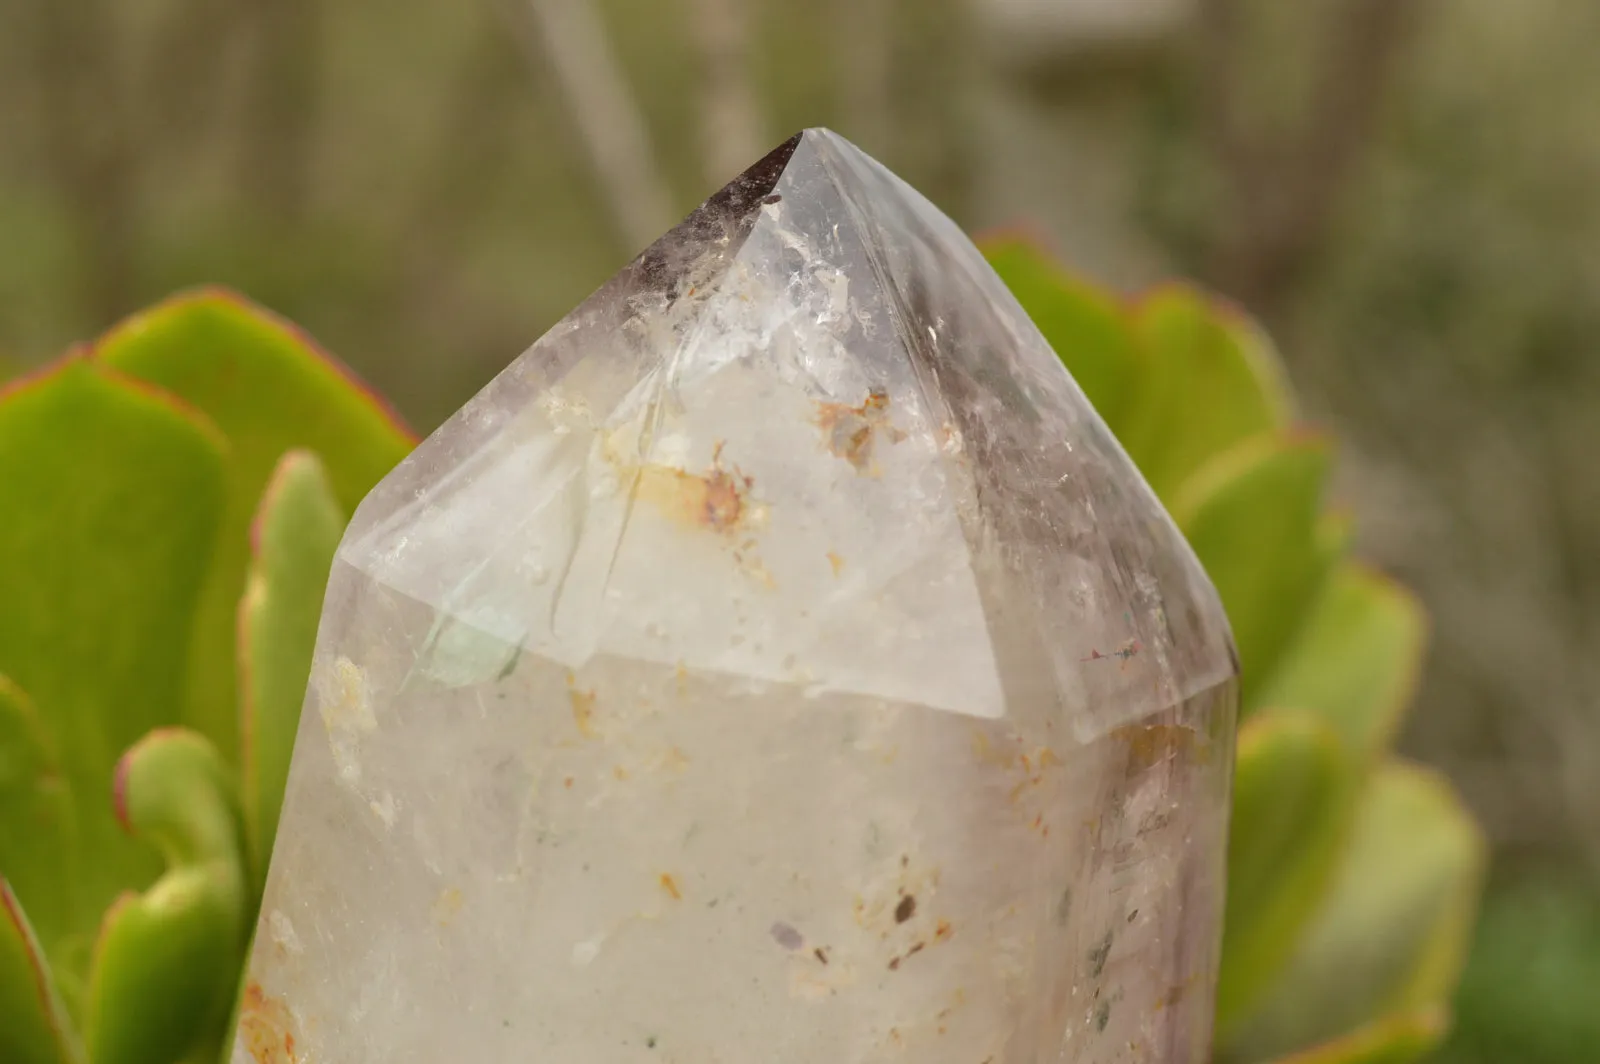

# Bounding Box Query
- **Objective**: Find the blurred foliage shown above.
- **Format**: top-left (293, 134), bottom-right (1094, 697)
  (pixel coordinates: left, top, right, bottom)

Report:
top-left (987, 236), bottom-right (1484, 1064)
top-left (1434, 871), bottom-right (1600, 1064)
top-left (1133, 0), bottom-right (1600, 885)
top-left (0, 292), bottom-right (411, 1064)
top-left (0, 0), bottom-right (968, 429)
top-left (1020, 2), bottom-right (1600, 1056)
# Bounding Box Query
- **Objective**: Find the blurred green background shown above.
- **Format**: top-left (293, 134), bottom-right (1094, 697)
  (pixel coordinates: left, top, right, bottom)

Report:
top-left (1, 1), bottom-right (1596, 1060)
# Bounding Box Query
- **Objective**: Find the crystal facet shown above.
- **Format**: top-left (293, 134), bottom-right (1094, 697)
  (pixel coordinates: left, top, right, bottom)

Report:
top-left (235, 130), bottom-right (1238, 1064)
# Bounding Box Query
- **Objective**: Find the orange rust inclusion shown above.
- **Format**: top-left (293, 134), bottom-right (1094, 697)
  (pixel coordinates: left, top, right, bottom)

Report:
top-left (815, 388), bottom-right (906, 474)
top-left (239, 982), bottom-right (300, 1064)
top-left (632, 441), bottom-right (758, 535)
top-left (567, 675), bottom-right (599, 739)
top-left (1112, 723), bottom-right (1203, 773)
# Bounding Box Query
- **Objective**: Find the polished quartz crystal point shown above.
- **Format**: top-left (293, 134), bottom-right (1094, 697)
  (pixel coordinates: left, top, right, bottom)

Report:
top-left (234, 129), bottom-right (1238, 1064)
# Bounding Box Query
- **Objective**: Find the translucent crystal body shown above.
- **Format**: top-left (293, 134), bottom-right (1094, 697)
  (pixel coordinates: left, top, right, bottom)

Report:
top-left (234, 130), bottom-right (1238, 1064)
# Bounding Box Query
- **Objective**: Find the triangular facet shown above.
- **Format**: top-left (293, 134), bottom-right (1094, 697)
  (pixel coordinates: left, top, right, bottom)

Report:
top-left (343, 130), bottom-right (1230, 730)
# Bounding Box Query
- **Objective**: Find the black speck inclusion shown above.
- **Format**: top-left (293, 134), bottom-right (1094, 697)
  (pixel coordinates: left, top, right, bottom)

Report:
top-left (1088, 930), bottom-right (1113, 977)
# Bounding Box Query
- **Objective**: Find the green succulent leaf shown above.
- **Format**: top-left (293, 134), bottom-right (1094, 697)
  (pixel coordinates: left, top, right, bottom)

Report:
top-left (240, 451), bottom-right (346, 882)
top-left (1254, 565), bottom-right (1427, 760)
top-left (0, 357), bottom-right (228, 981)
top-left (981, 234), bottom-right (1140, 431)
top-left (0, 879), bottom-right (80, 1064)
top-left (94, 289), bottom-right (414, 767)
top-left (83, 730), bottom-right (246, 1064)
top-left (1448, 874), bottom-right (1600, 1060)
top-left (1221, 761), bottom-right (1486, 1063)
top-left (1119, 285), bottom-right (1294, 501)
top-left (1174, 432), bottom-right (1337, 707)
top-left (0, 675), bottom-right (56, 810)
top-left (1267, 1008), bottom-right (1448, 1064)
top-left (1218, 708), bottom-right (1357, 1038)
top-left (0, 675), bottom-right (76, 993)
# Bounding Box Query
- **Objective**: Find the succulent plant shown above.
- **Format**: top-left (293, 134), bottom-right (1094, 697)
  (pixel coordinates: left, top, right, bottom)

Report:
top-left (0, 291), bottom-right (413, 1064)
top-left (0, 257), bottom-right (1482, 1064)
top-left (984, 235), bottom-right (1486, 1064)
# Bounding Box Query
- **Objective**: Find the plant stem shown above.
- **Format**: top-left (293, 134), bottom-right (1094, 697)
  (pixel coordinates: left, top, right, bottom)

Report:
top-left (511, 0), bottom-right (677, 252)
